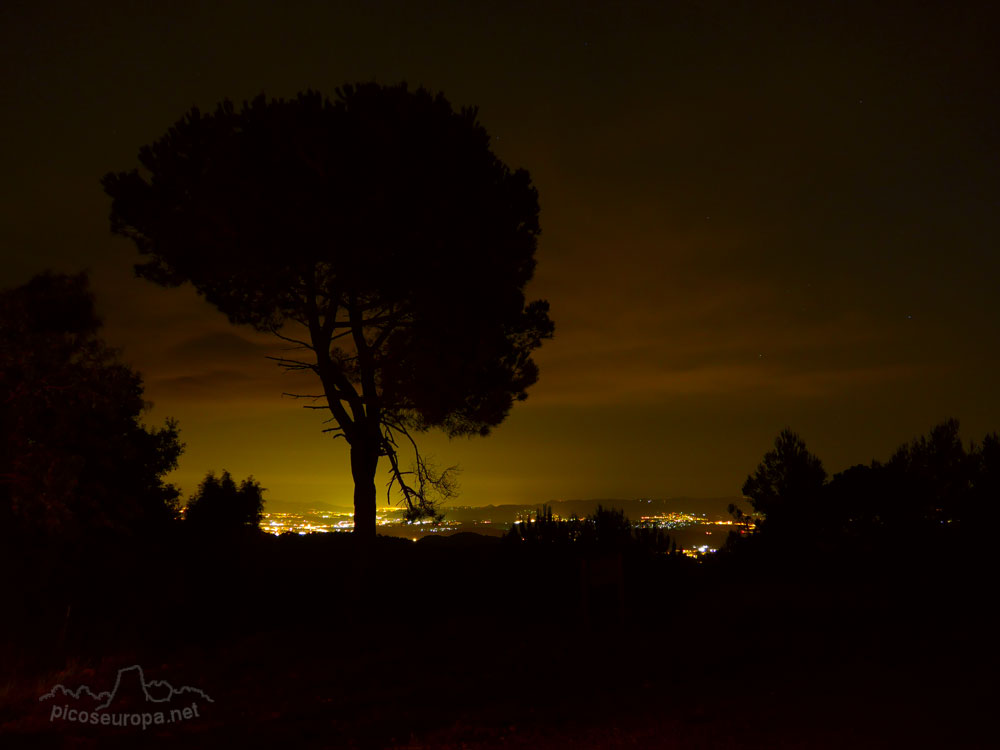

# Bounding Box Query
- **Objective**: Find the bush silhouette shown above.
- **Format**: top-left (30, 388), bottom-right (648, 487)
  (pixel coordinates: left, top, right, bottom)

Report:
top-left (185, 471), bottom-right (264, 533)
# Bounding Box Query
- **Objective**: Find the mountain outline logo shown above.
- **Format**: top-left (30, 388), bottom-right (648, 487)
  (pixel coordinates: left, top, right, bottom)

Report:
top-left (39, 664), bottom-right (214, 709)
top-left (39, 664), bottom-right (213, 730)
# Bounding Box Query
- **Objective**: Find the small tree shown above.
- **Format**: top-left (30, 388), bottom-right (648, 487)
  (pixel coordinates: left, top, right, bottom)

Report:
top-left (886, 418), bottom-right (972, 531)
top-left (0, 272), bottom-right (183, 544)
top-left (185, 471), bottom-right (264, 532)
top-left (823, 462), bottom-right (892, 542)
top-left (741, 428), bottom-right (827, 538)
top-left (968, 432), bottom-right (1000, 532)
top-left (103, 83), bottom-right (553, 539)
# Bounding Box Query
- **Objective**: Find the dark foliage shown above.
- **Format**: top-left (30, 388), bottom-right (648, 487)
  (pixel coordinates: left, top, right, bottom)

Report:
top-left (184, 470), bottom-right (265, 533)
top-left (729, 419), bottom-right (998, 558)
top-left (505, 504), bottom-right (674, 556)
top-left (740, 428), bottom-right (827, 540)
top-left (102, 83), bottom-right (553, 535)
top-left (0, 272), bottom-right (183, 546)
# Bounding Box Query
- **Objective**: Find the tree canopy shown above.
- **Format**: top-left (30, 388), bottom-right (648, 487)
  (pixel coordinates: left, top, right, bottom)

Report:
top-left (0, 272), bottom-right (183, 545)
top-left (103, 83), bottom-right (553, 536)
top-left (185, 470), bottom-right (265, 533)
top-left (740, 428), bottom-right (827, 538)
top-left (732, 420), bottom-right (998, 557)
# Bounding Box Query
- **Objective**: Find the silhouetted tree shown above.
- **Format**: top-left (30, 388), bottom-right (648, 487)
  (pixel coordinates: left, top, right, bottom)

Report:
top-left (185, 470), bottom-right (264, 533)
top-left (734, 420), bottom-right (998, 558)
top-left (584, 505), bottom-right (633, 548)
top-left (885, 418), bottom-right (972, 533)
top-left (506, 505), bottom-right (579, 545)
top-left (968, 432), bottom-right (1000, 534)
top-left (823, 462), bottom-right (892, 543)
top-left (0, 272), bottom-right (183, 545)
top-left (740, 428), bottom-right (827, 541)
top-left (506, 504), bottom-right (672, 555)
top-left (102, 83), bottom-right (553, 539)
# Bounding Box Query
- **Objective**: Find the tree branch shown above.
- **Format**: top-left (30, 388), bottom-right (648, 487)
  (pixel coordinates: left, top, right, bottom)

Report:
top-left (272, 330), bottom-right (315, 350)
top-left (265, 355), bottom-right (316, 371)
top-left (380, 420), bottom-right (458, 521)
top-left (302, 274), bottom-right (363, 438)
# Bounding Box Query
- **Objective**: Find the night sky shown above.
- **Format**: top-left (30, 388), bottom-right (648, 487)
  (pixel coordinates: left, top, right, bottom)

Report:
top-left (2, 0), bottom-right (998, 513)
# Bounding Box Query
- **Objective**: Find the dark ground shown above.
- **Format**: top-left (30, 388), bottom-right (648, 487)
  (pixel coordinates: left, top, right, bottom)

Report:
top-left (2, 531), bottom-right (996, 748)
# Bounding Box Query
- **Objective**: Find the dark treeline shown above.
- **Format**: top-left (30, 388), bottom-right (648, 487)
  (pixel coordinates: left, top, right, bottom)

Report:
top-left (0, 272), bottom-right (265, 547)
top-left (504, 503), bottom-right (676, 555)
top-left (726, 422), bottom-right (999, 562)
top-left (0, 273), bottom-right (273, 672)
top-left (0, 272), bottom-right (182, 550)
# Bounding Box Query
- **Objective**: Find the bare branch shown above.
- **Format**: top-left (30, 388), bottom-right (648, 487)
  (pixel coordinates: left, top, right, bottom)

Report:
top-left (265, 355), bottom-right (316, 371)
top-left (272, 330), bottom-right (315, 350)
top-left (380, 420), bottom-right (459, 522)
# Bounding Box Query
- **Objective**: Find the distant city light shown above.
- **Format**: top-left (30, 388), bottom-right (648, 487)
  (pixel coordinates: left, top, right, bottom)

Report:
top-left (257, 504), bottom-right (746, 556)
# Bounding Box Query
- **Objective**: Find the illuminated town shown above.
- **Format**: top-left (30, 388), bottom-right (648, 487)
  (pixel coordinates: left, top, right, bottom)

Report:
top-left (257, 504), bottom-right (754, 556)
top-left (259, 508), bottom-right (464, 538)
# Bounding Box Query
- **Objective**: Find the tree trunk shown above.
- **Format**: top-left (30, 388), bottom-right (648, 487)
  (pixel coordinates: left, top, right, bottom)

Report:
top-left (350, 442), bottom-right (378, 539)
